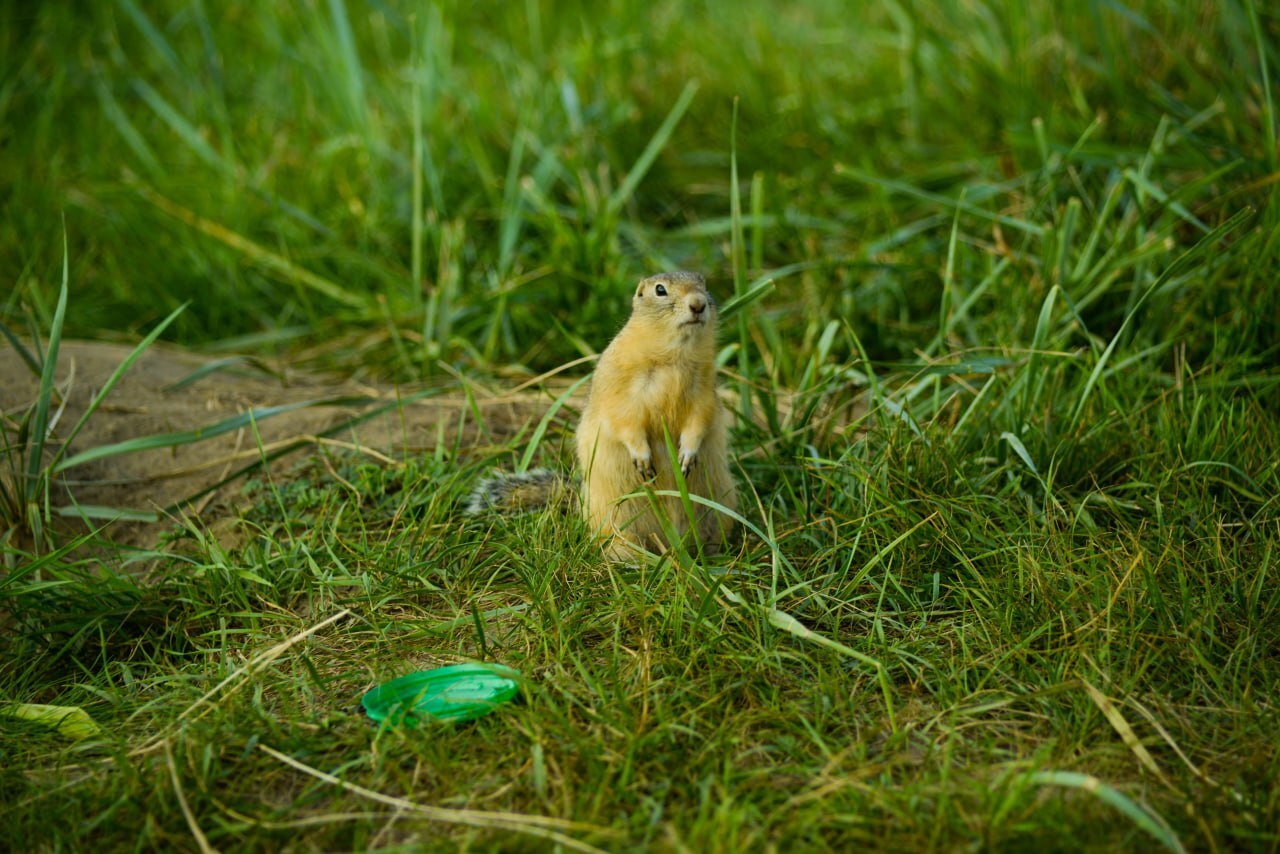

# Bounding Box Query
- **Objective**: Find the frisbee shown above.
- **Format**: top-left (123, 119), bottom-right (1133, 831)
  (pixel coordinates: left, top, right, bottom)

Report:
top-left (361, 663), bottom-right (521, 725)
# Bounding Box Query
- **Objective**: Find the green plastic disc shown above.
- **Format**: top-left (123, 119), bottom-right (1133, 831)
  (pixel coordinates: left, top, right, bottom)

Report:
top-left (361, 663), bottom-right (521, 725)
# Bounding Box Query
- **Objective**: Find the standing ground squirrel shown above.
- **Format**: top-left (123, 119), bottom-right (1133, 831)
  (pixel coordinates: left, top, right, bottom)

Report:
top-left (577, 271), bottom-right (737, 559)
top-left (468, 271), bottom-right (738, 560)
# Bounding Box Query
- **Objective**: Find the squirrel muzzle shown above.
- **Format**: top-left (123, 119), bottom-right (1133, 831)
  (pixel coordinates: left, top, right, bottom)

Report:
top-left (680, 294), bottom-right (710, 327)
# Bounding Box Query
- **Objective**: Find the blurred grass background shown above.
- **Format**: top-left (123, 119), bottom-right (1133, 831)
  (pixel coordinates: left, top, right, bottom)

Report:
top-left (2, 1), bottom-right (1279, 850)
top-left (5, 1), bottom-right (1275, 373)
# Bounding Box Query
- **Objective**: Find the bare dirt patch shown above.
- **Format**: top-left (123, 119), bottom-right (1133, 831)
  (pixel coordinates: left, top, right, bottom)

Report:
top-left (1, 340), bottom-right (575, 548)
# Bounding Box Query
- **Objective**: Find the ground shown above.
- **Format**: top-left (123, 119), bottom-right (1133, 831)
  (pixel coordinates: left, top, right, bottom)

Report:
top-left (1, 340), bottom-right (561, 550)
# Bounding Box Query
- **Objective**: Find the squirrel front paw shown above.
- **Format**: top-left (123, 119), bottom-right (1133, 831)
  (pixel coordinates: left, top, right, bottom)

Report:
top-left (679, 450), bottom-right (697, 478)
top-left (633, 456), bottom-right (657, 481)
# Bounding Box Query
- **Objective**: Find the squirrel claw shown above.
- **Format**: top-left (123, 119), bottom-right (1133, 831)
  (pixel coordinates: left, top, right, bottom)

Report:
top-left (634, 458), bottom-right (656, 481)
top-left (679, 453), bottom-right (697, 478)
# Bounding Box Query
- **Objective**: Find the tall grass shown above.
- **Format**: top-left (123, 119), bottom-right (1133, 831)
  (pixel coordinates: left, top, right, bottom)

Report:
top-left (1, 0), bottom-right (1278, 849)
top-left (4, 2), bottom-right (1275, 370)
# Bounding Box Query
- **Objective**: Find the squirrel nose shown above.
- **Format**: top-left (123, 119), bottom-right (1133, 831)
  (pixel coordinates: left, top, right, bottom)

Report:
top-left (688, 298), bottom-right (706, 315)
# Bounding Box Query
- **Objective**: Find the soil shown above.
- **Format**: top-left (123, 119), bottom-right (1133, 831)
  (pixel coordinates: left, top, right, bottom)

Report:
top-left (1, 341), bottom-right (573, 549)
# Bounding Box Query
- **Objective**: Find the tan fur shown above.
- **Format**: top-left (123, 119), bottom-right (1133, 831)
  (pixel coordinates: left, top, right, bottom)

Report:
top-left (576, 271), bottom-right (738, 560)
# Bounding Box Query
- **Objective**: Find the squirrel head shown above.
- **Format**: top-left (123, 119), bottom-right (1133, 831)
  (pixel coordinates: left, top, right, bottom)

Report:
top-left (631, 271), bottom-right (717, 336)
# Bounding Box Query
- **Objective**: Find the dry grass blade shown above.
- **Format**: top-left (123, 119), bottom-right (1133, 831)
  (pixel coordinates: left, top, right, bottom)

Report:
top-left (133, 609), bottom-right (353, 757)
top-left (128, 176), bottom-right (366, 309)
top-left (507, 355), bottom-right (598, 395)
top-left (148, 435), bottom-right (401, 480)
top-left (1124, 698), bottom-right (1240, 800)
top-left (166, 743), bottom-right (219, 854)
top-left (258, 744), bottom-right (614, 852)
top-left (1082, 678), bottom-right (1172, 789)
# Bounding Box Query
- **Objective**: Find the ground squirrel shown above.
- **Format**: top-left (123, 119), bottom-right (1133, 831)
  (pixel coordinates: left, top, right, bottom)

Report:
top-left (468, 271), bottom-right (738, 560)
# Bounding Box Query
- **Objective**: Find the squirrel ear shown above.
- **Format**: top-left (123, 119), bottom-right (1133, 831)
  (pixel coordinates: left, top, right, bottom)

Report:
top-left (635, 284), bottom-right (645, 298)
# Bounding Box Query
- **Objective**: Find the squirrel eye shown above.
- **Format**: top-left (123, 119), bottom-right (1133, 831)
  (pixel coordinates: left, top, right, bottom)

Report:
top-left (655, 284), bottom-right (667, 297)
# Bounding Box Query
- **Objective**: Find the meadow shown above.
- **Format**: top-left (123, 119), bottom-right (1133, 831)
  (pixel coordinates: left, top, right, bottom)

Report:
top-left (2, 1), bottom-right (1278, 850)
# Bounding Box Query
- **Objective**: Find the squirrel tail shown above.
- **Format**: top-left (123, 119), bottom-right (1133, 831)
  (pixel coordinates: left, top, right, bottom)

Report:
top-left (465, 468), bottom-right (578, 515)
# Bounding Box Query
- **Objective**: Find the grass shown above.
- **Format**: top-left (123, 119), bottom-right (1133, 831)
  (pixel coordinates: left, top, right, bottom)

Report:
top-left (0, 230), bottom-right (189, 549)
top-left (2, 0), bottom-right (1279, 849)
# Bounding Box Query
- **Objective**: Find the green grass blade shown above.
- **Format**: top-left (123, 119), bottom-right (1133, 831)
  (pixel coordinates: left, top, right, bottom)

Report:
top-left (719, 277), bottom-right (775, 321)
top-left (926, 257), bottom-right (1010, 354)
top-left (52, 303), bottom-right (187, 466)
top-left (92, 75), bottom-right (162, 176)
top-left (1246, 0), bottom-right (1276, 174)
top-left (163, 356), bottom-right (279, 392)
top-left (327, 0), bottom-right (369, 135)
top-left (116, 0), bottom-right (186, 78)
top-left (498, 128), bottom-right (528, 275)
top-left (730, 97), bottom-right (751, 421)
top-left (1069, 206), bottom-right (1254, 428)
top-left (25, 228), bottom-right (70, 501)
top-left (0, 318), bottom-right (41, 375)
top-left (132, 77), bottom-right (228, 173)
top-left (517, 374), bottom-right (590, 474)
top-left (52, 396), bottom-right (376, 474)
top-left (410, 24), bottom-right (425, 289)
top-left (1071, 173), bottom-right (1125, 283)
top-left (1122, 168), bottom-right (1207, 231)
top-left (1021, 284), bottom-right (1060, 426)
top-left (1025, 771), bottom-right (1184, 852)
top-left (749, 171), bottom-right (765, 271)
top-left (765, 607), bottom-right (896, 728)
top-left (0, 529), bottom-right (98, 592)
top-left (606, 80), bottom-right (698, 216)
top-left (930, 197), bottom-right (962, 358)
top-left (837, 166), bottom-right (1046, 235)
